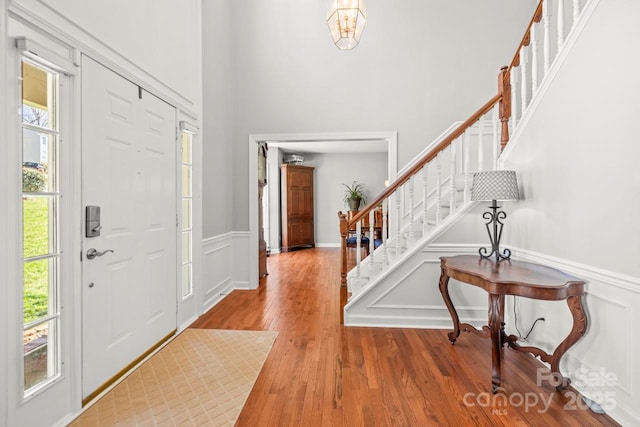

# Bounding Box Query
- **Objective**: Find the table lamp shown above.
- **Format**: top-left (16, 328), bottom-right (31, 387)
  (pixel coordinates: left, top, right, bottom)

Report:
top-left (471, 170), bottom-right (520, 262)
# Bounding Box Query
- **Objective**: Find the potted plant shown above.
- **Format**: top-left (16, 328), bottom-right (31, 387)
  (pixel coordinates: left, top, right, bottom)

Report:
top-left (342, 181), bottom-right (367, 211)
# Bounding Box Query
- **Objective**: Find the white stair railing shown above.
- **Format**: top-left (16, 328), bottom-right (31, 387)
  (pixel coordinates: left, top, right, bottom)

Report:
top-left (338, 0), bottom-right (592, 317)
top-left (341, 105), bottom-right (504, 298)
top-left (505, 0), bottom-right (586, 138)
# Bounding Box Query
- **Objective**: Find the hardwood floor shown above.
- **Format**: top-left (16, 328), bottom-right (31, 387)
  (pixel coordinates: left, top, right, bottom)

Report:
top-left (191, 248), bottom-right (618, 426)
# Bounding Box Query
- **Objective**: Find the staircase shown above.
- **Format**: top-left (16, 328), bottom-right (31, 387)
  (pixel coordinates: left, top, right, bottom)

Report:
top-left (338, 0), bottom-right (592, 324)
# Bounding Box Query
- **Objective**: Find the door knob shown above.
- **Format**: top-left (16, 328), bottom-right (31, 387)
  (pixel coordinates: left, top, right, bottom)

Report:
top-left (86, 248), bottom-right (114, 260)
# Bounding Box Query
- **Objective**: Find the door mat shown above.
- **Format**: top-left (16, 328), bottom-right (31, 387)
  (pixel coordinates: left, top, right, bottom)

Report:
top-left (70, 329), bottom-right (278, 426)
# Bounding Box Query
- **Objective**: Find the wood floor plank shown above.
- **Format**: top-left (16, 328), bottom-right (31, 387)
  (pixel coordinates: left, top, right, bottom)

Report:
top-left (191, 248), bottom-right (619, 426)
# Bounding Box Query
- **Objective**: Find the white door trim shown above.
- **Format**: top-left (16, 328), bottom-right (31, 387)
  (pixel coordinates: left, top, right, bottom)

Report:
top-left (247, 132), bottom-right (398, 289)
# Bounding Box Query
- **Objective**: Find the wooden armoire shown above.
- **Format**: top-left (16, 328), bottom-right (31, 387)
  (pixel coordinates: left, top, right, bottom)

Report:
top-left (281, 164), bottom-right (315, 252)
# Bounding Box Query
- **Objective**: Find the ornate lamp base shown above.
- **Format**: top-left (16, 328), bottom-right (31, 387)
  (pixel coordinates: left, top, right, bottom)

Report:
top-left (479, 200), bottom-right (512, 262)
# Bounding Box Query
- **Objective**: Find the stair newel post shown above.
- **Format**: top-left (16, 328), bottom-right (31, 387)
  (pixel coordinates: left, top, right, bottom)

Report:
top-left (421, 165), bottom-right (428, 237)
top-left (543, 0), bottom-right (551, 74)
top-left (435, 153), bottom-right (442, 225)
top-left (338, 211), bottom-right (349, 323)
top-left (408, 177), bottom-right (415, 243)
top-left (498, 66), bottom-right (512, 152)
top-left (558, 0), bottom-right (565, 48)
top-left (369, 209), bottom-right (375, 268)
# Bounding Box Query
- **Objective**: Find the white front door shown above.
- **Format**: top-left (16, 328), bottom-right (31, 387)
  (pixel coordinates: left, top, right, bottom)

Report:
top-left (81, 56), bottom-right (177, 398)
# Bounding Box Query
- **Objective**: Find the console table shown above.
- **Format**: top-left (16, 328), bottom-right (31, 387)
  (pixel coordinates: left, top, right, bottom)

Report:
top-left (438, 255), bottom-right (587, 393)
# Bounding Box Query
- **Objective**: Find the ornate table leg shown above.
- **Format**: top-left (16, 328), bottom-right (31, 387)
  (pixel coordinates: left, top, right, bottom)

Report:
top-left (549, 295), bottom-right (588, 390)
top-left (505, 295), bottom-right (588, 391)
top-left (438, 265), bottom-right (460, 344)
top-left (488, 293), bottom-right (505, 393)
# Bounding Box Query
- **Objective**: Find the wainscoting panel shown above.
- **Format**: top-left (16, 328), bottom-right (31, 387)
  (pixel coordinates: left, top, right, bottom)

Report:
top-left (345, 245), bottom-right (487, 328)
top-left (345, 242), bottom-right (639, 424)
top-left (231, 232), bottom-right (251, 289)
top-left (201, 233), bottom-right (234, 313)
top-left (506, 248), bottom-right (639, 425)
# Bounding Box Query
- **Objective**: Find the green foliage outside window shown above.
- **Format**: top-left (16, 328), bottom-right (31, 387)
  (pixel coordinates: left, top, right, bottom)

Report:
top-left (22, 167), bottom-right (46, 193)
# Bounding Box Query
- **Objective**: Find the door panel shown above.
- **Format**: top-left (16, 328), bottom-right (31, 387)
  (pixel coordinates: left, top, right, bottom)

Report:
top-left (81, 56), bottom-right (176, 398)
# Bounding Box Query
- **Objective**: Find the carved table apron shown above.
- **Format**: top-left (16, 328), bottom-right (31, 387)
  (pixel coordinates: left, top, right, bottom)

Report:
top-left (438, 255), bottom-right (587, 393)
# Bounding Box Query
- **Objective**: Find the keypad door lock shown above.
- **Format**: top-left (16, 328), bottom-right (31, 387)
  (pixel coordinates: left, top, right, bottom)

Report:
top-left (86, 205), bottom-right (101, 237)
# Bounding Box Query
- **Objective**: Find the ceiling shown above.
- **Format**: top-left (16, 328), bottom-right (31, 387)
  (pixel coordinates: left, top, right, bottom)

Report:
top-left (267, 139), bottom-right (388, 154)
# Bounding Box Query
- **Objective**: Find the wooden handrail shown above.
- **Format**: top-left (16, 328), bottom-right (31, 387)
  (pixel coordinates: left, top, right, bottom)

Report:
top-left (346, 93), bottom-right (502, 228)
top-left (505, 0), bottom-right (544, 81)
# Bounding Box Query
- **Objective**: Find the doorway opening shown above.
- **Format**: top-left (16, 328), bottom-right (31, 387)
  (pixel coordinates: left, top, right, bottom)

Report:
top-left (247, 132), bottom-right (398, 289)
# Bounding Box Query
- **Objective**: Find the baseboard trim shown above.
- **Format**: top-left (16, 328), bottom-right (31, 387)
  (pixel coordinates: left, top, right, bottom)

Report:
top-left (230, 281), bottom-right (251, 290)
top-left (315, 243), bottom-right (340, 248)
top-left (344, 314), bottom-right (485, 330)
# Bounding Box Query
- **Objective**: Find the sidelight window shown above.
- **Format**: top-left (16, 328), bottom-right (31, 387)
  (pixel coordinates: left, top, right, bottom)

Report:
top-left (181, 130), bottom-right (193, 299)
top-left (21, 60), bottom-right (62, 396)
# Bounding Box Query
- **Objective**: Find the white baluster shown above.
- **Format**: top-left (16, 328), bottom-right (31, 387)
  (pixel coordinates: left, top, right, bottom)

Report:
top-left (558, 0), bottom-right (565, 48)
top-left (382, 199), bottom-right (388, 266)
top-left (520, 45), bottom-right (528, 114)
top-left (510, 65), bottom-right (519, 128)
top-left (531, 24), bottom-right (539, 95)
top-left (435, 154), bottom-right (442, 225)
top-left (464, 130), bottom-right (470, 203)
top-left (449, 143), bottom-right (456, 216)
top-left (369, 209), bottom-right (375, 269)
top-left (543, 0), bottom-right (551, 74)
top-left (395, 189), bottom-right (401, 259)
top-left (477, 115), bottom-right (484, 173)
top-left (492, 104), bottom-right (499, 170)
top-left (422, 165), bottom-right (428, 236)
top-left (355, 220), bottom-right (362, 280)
top-left (572, 0), bottom-right (580, 28)
top-left (408, 177), bottom-right (415, 242)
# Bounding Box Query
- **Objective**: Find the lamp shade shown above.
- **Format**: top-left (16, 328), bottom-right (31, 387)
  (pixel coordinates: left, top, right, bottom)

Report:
top-left (327, 0), bottom-right (366, 50)
top-left (471, 170), bottom-right (520, 201)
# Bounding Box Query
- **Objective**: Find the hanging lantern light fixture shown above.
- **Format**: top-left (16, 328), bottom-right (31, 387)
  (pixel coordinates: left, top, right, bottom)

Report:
top-left (327, 0), bottom-right (367, 50)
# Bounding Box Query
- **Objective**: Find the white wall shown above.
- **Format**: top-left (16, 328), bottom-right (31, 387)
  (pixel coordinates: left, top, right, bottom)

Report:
top-left (202, 0), bottom-right (235, 237)
top-left (31, 0), bottom-right (201, 111)
top-left (502, 0), bottom-right (640, 277)
top-left (499, 0), bottom-right (640, 423)
top-left (226, 0), bottom-right (537, 232)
